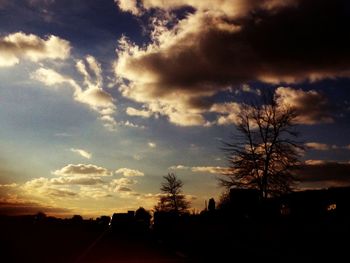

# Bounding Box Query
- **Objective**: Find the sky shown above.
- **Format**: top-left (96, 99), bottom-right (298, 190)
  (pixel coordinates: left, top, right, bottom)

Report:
top-left (0, 0), bottom-right (350, 218)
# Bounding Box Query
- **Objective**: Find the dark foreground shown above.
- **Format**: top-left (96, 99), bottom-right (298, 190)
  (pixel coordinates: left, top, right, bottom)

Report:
top-left (1, 215), bottom-right (350, 263)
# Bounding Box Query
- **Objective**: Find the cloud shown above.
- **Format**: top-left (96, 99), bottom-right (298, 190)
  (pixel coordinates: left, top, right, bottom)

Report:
top-left (0, 32), bottom-right (71, 67)
top-left (0, 197), bottom-right (71, 216)
top-left (115, 0), bottom-right (142, 15)
top-left (296, 160), bottom-right (350, 188)
top-left (305, 142), bottom-right (331, 151)
top-left (235, 84), bottom-right (261, 96)
top-left (22, 177), bottom-right (80, 198)
top-left (117, 187), bottom-right (132, 192)
top-left (116, 0), bottom-right (297, 17)
top-left (304, 160), bottom-right (328, 166)
top-left (119, 120), bottom-right (146, 129)
top-left (110, 178), bottom-right (137, 192)
top-left (210, 102), bottom-right (242, 125)
top-left (52, 164), bottom-right (112, 177)
top-left (50, 176), bottom-right (104, 185)
top-left (114, 0), bottom-right (349, 126)
top-left (126, 107), bottom-right (152, 118)
top-left (275, 87), bottom-right (333, 125)
top-left (169, 165), bottom-right (229, 174)
top-left (31, 55), bottom-right (117, 130)
top-left (148, 142), bottom-right (156, 148)
top-left (79, 186), bottom-right (113, 199)
top-left (0, 183), bottom-right (17, 188)
top-left (210, 87), bottom-right (333, 126)
top-left (191, 166), bottom-right (229, 174)
top-left (111, 178), bottom-right (136, 186)
top-left (133, 154), bottom-right (143, 160)
top-left (115, 168), bottom-right (144, 177)
top-left (45, 188), bottom-right (78, 198)
top-left (169, 165), bottom-right (188, 170)
top-left (70, 148), bottom-right (92, 159)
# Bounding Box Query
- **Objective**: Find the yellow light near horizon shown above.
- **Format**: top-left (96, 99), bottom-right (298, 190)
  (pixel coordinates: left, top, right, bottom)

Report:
top-left (327, 203), bottom-right (336, 211)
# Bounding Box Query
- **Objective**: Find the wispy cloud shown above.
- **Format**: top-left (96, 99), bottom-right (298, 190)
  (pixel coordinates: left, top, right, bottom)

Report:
top-left (126, 107), bottom-right (152, 118)
top-left (70, 148), bottom-right (92, 159)
top-left (31, 55), bottom-right (117, 131)
top-left (115, 168), bottom-right (144, 177)
top-left (148, 142), bottom-right (156, 148)
top-left (169, 165), bottom-right (229, 174)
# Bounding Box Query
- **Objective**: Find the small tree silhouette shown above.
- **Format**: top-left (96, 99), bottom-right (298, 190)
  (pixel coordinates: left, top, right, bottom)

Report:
top-left (219, 93), bottom-right (303, 199)
top-left (155, 173), bottom-right (190, 213)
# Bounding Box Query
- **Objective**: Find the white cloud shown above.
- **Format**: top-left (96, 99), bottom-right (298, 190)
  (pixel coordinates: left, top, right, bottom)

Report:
top-left (0, 32), bottom-right (71, 67)
top-left (133, 154), bottom-right (143, 160)
top-left (110, 177), bottom-right (137, 192)
top-left (210, 102), bottom-right (242, 125)
top-left (31, 55), bottom-right (117, 131)
top-left (22, 177), bottom-right (79, 198)
top-left (116, 0), bottom-right (297, 18)
top-left (235, 84), bottom-right (262, 96)
top-left (52, 164), bottom-right (112, 177)
top-left (119, 120), bottom-right (146, 129)
top-left (0, 183), bottom-right (18, 188)
top-left (191, 166), bottom-right (229, 174)
top-left (115, 168), bottom-right (144, 177)
top-left (70, 148), bottom-right (92, 159)
top-left (148, 142), bottom-right (156, 148)
top-left (126, 107), bottom-right (152, 118)
top-left (79, 186), bottom-right (113, 199)
top-left (169, 165), bottom-right (189, 170)
top-left (169, 165), bottom-right (230, 174)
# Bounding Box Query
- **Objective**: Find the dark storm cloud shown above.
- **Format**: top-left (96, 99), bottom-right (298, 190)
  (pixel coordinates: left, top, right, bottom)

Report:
top-left (115, 0), bottom-right (349, 125)
top-left (0, 200), bottom-right (71, 216)
top-left (275, 87), bottom-right (334, 124)
top-left (120, 0), bottom-right (350, 87)
top-left (296, 161), bottom-right (350, 187)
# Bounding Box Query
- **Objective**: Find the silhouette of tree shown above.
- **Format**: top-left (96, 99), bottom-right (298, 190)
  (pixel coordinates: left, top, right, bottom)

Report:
top-left (217, 191), bottom-right (231, 210)
top-left (155, 173), bottom-right (190, 213)
top-left (135, 207), bottom-right (151, 227)
top-left (71, 214), bottom-right (83, 223)
top-left (219, 93), bottom-right (302, 200)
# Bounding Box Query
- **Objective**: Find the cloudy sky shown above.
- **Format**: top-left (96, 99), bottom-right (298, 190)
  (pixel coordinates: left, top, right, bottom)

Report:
top-left (0, 0), bottom-right (350, 217)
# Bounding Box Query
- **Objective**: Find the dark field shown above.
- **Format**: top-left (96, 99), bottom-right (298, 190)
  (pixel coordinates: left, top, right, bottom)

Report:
top-left (1, 214), bottom-right (350, 263)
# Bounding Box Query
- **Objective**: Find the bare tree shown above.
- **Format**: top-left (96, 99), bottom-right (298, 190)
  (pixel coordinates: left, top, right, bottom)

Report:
top-left (155, 173), bottom-right (190, 213)
top-left (219, 94), bottom-right (303, 200)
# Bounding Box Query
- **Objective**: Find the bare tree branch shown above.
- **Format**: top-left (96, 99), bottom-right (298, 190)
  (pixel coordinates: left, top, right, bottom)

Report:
top-left (219, 93), bottom-right (303, 199)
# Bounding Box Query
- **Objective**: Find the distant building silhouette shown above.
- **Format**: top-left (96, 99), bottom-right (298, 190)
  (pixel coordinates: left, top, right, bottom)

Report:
top-left (208, 198), bottom-right (215, 212)
top-left (110, 211), bottom-right (137, 233)
top-left (280, 187), bottom-right (350, 220)
top-left (224, 186), bottom-right (350, 221)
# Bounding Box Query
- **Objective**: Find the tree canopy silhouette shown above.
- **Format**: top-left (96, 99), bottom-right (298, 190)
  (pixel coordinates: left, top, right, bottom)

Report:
top-left (219, 93), bottom-right (303, 199)
top-left (155, 173), bottom-right (190, 213)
